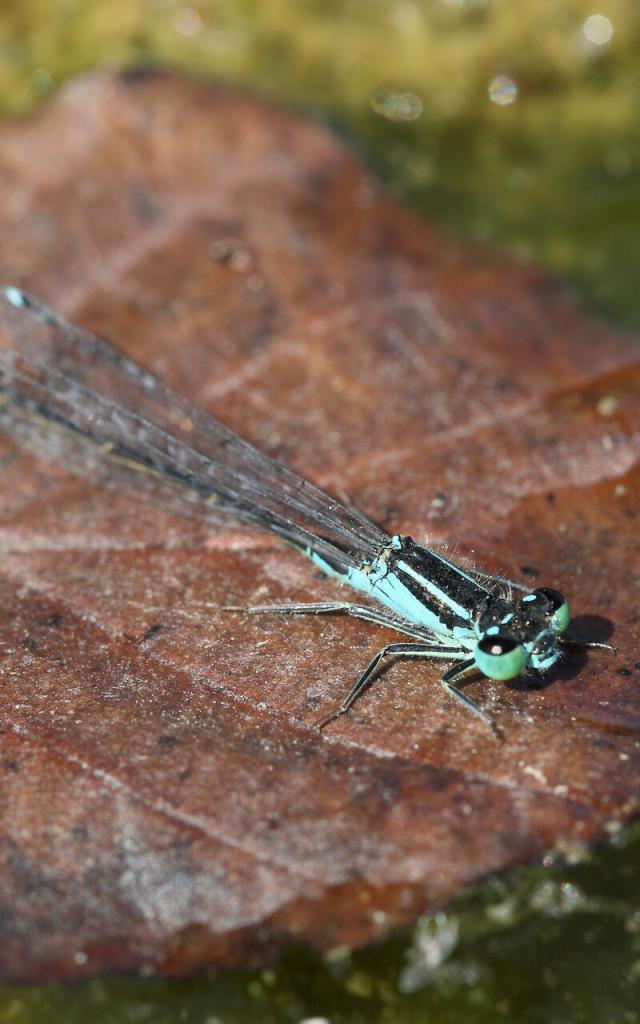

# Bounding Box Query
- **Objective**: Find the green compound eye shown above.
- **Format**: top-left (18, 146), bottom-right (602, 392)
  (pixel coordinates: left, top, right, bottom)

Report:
top-left (475, 632), bottom-right (526, 680)
top-left (534, 587), bottom-right (570, 635)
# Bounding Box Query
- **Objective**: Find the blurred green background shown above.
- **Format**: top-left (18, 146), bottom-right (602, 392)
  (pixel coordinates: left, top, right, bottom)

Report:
top-left (1, 1), bottom-right (639, 1021)
top-left (2, 0), bottom-right (640, 325)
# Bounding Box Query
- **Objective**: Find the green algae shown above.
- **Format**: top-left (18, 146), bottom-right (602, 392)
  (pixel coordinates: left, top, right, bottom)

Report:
top-left (1, 821), bottom-right (639, 1023)
top-left (1, 0), bottom-right (640, 325)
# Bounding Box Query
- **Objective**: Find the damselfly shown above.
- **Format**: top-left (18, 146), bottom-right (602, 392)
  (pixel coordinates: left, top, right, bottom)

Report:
top-left (0, 287), bottom-right (609, 731)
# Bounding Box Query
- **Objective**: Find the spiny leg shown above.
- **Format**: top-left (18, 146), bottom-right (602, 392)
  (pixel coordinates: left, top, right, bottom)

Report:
top-left (440, 659), bottom-right (503, 736)
top-left (316, 641), bottom-right (466, 729)
top-left (223, 600), bottom-right (439, 640)
top-left (559, 634), bottom-right (617, 654)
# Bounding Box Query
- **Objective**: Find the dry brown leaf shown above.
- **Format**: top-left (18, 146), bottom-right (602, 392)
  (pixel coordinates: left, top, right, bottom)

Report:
top-left (0, 70), bottom-right (638, 980)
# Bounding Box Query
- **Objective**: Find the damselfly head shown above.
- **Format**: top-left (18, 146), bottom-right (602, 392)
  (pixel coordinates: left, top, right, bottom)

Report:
top-left (519, 587), bottom-right (570, 671)
top-left (473, 586), bottom-right (570, 679)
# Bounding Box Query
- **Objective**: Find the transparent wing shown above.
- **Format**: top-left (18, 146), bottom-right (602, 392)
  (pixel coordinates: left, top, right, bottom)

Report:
top-left (0, 288), bottom-right (389, 570)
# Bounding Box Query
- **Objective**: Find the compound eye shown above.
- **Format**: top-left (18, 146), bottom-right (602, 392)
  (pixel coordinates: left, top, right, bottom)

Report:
top-left (475, 632), bottom-right (526, 681)
top-left (533, 587), bottom-right (570, 635)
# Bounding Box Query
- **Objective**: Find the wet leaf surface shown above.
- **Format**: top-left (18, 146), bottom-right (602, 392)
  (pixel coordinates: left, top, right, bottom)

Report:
top-left (0, 70), bottom-right (638, 981)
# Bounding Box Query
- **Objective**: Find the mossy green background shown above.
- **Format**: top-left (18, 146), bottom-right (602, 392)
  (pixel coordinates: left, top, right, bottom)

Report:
top-left (2, 0), bottom-right (640, 326)
top-left (2, 828), bottom-right (639, 1022)
top-left (0, 1), bottom-right (639, 1021)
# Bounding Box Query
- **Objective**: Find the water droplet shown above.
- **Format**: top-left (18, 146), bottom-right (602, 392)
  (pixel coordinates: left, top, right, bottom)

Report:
top-left (174, 7), bottom-right (203, 37)
top-left (371, 89), bottom-right (423, 122)
top-left (583, 14), bottom-right (614, 46)
top-left (488, 75), bottom-right (518, 107)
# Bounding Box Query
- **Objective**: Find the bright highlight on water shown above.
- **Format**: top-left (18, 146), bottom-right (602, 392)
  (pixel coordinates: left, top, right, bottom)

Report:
top-left (0, 288), bottom-right (609, 731)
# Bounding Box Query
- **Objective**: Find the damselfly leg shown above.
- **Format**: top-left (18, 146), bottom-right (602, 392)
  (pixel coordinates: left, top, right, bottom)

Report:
top-left (224, 601), bottom-right (438, 639)
top-left (559, 634), bottom-right (617, 654)
top-left (225, 602), bottom-right (485, 728)
top-left (440, 658), bottom-right (502, 734)
top-left (315, 640), bottom-right (468, 729)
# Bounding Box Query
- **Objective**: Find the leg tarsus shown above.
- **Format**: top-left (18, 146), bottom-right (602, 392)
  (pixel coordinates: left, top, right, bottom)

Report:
top-left (440, 660), bottom-right (504, 738)
top-left (316, 704), bottom-right (348, 730)
top-left (223, 601), bottom-right (352, 615)
top-left (560, 634), bottom-right (617, 655)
